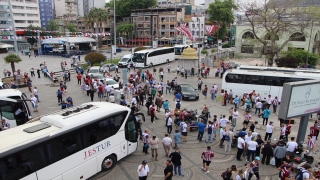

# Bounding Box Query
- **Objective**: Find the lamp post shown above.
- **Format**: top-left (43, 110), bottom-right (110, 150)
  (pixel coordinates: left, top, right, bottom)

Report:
top-left (8, 0), bottom-right (19, 55)
top-left (111, 0), bottom-right (116, 61)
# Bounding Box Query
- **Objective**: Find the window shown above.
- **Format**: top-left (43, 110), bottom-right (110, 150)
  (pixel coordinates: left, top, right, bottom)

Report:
top-left (15, 20), bottom-right (25, 23)
top-left (47, 18), bottom-right (51, 21)
top-left (161, 17), bottom-right (165, 22)
top-left (289, 32), bottom-right (305, 41)
top-left (40, 4), bottom-right (44, 6)
top-left (242, 31), bottom-right (254, 39)
top-left (0, 13), bottom-right (10, 17)
top-left (41, 13), bottom-right (44, 16)
top-left (12, 6), bottom-right (24, 9)
top-left (191, 31), bottom-right (194, 36)
top-left (137, 24), bottom-right (143, 28)
top-left (148, 48), bottom-right (174, 57)
top-left (132, 53), bottom-right (146, 63)
top-left (42, 18), bottom-right (45, 20)
top-left (0, 5), bottom-right (9, 9)
top-left (26, 7), bottom-right (37, 10)
top-left (0, 20), bottom-right (10, 24)
top-left (170, 17), bottom-right (175, 22)
top-left (241, 45), bottom-right (254, 54)
top-left (192, 23), bottom-right (195, 28)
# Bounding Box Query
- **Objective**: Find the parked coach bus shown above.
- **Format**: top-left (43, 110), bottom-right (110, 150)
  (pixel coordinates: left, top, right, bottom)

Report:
top-left (132, 47), bottom-right (175, 68)
top-left (0, 102), bottom-right (143, 180)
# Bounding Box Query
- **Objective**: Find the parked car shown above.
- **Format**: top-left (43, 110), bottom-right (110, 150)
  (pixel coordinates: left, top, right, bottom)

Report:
top-left (90, 73), bottom-right (104, 80)
top-left (180, 84), bottom-right (199, 100)
top-left (100, 64), bottom-right (116, 72)
top-left (100, 78), bottom-right (119, 89)
top-left (88, 66), bottom-right (101, 76)
top-left (118, 54), bottom-right (133, 68)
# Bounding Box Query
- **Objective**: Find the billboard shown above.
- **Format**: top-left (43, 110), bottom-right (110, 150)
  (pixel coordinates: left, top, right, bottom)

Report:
top-left (278, 80), bottom-right (320, 119)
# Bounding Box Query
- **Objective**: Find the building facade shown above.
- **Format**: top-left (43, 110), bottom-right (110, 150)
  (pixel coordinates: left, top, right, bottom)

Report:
top-left (0, 0), bottom-right (41, 29)
top-left (78, 0), bottom-right (105, 17)
top-left (188, 16), bottom-right (205, 41)
top-left (39, 0), bottom-right (53, 29)
top-left (131, 7), bottom-right (184, 40)
top-left (54, 0), bottom-right (78, 18)
top-left (157, 0), bottom-right (195, 7)
top-left (234, 25), bottom-right (320, 58)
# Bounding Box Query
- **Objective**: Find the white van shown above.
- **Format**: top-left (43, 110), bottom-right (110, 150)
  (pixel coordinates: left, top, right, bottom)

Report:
top-left (118, 54), bottom-right (133, 68)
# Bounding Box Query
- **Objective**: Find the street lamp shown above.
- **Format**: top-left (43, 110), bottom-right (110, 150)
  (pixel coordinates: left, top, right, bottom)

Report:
top-left (111, 0), bottom-right (116, 61)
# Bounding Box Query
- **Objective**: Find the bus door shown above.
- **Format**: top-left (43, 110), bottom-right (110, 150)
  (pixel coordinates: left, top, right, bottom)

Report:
top-left (125, 114), bottom-right (139, 155)
top-left (21, 93), bottom-right (32, 119)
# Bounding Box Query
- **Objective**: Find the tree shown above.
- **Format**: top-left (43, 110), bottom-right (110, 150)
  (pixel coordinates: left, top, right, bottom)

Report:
top-left (281, 48), bottom-right (319, 66)
top-left (201, 49), bottom-right (208, 55)
top-left (84, 8), bottom-right (109, 33)
top-left (25, 25), bottom-right (42, 47)
top-left (105, 2), bottom-right (111, 7)
top-left (46, 20), bottom-right (59, 31)
top-left (65, 23), bottom-right (77, 32)
top-left (84, 52), bottom-right (106, 65)
top-left (206, 0), bottom-right (237, 40)
top-left (117, 23), bottom-right (134, 38)
top-left (134, 46), bottom-right (147, 52)
top-left (240, 0), bottom-right (316, 66)
top-left (4, 54), bottom-right (22, 76)
top-left (109, 0), bottom-right (157, 17)
top-left (275, 57), bottom-right (300, 68)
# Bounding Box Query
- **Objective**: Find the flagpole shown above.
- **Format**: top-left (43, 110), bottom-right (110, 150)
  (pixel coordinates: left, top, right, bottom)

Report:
top-left (8, 0), bottom-right (19, 55)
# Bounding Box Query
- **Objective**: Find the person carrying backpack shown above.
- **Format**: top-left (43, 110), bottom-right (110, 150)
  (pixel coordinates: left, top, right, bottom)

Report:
top-left (205, 121), bottom-right (214, 143)
top-left (179, 120), bottom-right (188, 142)
top-left (176, 101), bottom-right (181, 110)
top-left (295, 164), bottom-right (312, 180)
top-left (222, 165), bottom-right (237, 180)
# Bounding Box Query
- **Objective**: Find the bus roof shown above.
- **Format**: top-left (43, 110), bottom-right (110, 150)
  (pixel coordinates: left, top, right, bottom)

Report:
top-left (228, 69), bottom-right (320, 79)
top-left (135, 47), bottom-right (174, 54)
top-left (238, 65), bottom-right (320, 73)
top-left (0, 102), bottom-right (130, 153)
top-left (0, 89), bottom-right (22, 98)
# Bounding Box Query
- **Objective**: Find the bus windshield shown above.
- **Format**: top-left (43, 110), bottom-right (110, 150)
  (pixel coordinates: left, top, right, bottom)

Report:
top-left (132, 53), bottom-right (146, 63)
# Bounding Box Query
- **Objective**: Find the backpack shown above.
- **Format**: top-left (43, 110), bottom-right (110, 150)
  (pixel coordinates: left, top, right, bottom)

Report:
top-left (295, 169), bottom-right (308, 180)
top-left (285, 126), bottom-right (291, 135)
top-left (176, 102), bottom-right (181, 109)
top-left (225, 132), bottom-right (231, 141)
top-left (221, 169), bottom-right (232, 179)
top-left (207, 125), bottom-right (213, 134)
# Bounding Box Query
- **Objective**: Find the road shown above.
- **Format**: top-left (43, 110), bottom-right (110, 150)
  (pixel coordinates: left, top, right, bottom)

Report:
top-left (0, 53), bottom-right (318, 180)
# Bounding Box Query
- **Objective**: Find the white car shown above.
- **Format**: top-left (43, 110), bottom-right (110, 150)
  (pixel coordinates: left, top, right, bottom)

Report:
top-left (100, 78), bottom-right (119, 89)
top-left (88, 66), bottom-right (101, 76)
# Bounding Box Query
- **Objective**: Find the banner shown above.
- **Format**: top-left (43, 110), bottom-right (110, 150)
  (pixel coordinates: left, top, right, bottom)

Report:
top-left (205, 25), bottom-right (217, 36)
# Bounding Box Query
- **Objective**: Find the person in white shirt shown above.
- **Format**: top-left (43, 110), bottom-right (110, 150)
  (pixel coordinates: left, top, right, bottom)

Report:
top-left (167, 64), bottom-right (171, 73)
top-left (108, 94), bottom-right (115, 103)
top-left (162, 134), bottom-right (172, 157)
top-left (180, 120), bottom-right (188, 142)
top-left (105, 85), bottom-right (111, 97)
top-left (255, 99), bottom-right (262, 114)
top-left (265, 121), bottom-right (274, 141)
top-left (166, 114), bottom-right (173, 135)
top-left (279, 123), bottom-right (286, 140)
top-left (148, 135), bottom-right (160, 160)
top-left (137, 160), bottom-right (149, 179)
top-left (246, 137), bottom-right (258, 162)
top-left (176, 66), bottom-right (180, 75)
top-left (110, 86), bottom-right (115, 95)
top-left (131, 96), bottom-right (137, 105)
top-left (232, 109), bottom-right (238, 127)
top-left (219, 115), bottom-right (230, 127)
top-left (219, 126), bottom-right (227, 148)
top-left (160, 71), bottom-right (164, 81)
top-left (286, 137), bottom-right (298, 152)
top-left (266, 95), bottom-right (273, 108)
top-left (237, 134), bottom-right (246, 161)
top-left (33, 87), bottom-right (40, 102)
top-left (244, 131), bottom-right (253, 145)
top-left (30, 95), bottom-right (38, 112)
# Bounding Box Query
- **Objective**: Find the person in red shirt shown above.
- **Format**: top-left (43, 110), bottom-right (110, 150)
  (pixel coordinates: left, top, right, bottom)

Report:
top-left (150, 104), bottom-right (156, 124)
top-left (201, 146), bottom-right (214, 174)
top-left (76, 73), bottom-right (82, 85)
top-left (97, 84), bottom-right (104, 101)
top-left (310, 123), bottom-right (319, 142)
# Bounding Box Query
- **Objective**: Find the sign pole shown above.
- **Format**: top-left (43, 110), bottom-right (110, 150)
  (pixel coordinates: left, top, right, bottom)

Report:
top-left (296, 115), bottom-right (309, 144)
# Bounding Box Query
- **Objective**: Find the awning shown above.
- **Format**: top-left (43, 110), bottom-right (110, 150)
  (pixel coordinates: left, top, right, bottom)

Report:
top-left (41, 37), bottom-right (96, 44)
top-left (207, 37), bottom-right (213, 41)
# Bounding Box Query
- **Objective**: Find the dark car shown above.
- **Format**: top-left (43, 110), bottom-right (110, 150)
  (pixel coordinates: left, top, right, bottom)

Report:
top-left (180, 84), bottom-right (199, 100)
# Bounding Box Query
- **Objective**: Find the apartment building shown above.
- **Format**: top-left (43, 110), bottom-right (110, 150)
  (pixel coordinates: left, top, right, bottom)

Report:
top-left (131, 7), bottom-right (184, 39)
top-left (39, 0), bottom-right (53, 29)
top-left (0, 0), bottom-right (41, 29)
top-left (157, 0), bottom-right (195, 7)
top-left (188, 16), bottom-right (205, 41)
top-left (54, 0), bottom-right (77, 17)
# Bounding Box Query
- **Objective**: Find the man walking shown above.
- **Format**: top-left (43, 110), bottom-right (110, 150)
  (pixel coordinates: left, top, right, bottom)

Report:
top-left (149, 135), bottom-right (159, 161)
top-left (219, 126), bottom-right (226, 148)
top-left (201, 146), bottom-right (214, 174)
top-left (225, 128), bottom-right (234, 152)
top-left (205, 121), bottom-right (214, 143)
top-left (162, 134), bottom-right (172, 157)
top-left (169, 147), bottom-right (184, 177)
top-left (142, 130), bottom-right (149, 154)
top-left (197, 119), bottom-right (206, 142)
top-left (265, 121), bottom-right (274, 141)
top-left (164, 160), bottom-right (173, 180)
top-left (33, 87), bottom-right (40, 102)
top-left (137, 160), bottom-right (149, 180)
top-left (237, 133), bottom-right (245, 161)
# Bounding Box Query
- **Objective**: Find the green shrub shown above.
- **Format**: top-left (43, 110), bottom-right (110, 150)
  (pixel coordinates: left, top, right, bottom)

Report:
top-left (275, 57), bottom-right (300, 68)
top-left (222, 44), bottom-right (230, 48)
top-left (134, 46), bottom-right (147, 52)
top-left (84, 52), bottom-right (106, 65)
top-left (281, 48), bottom-right (318, 66)
top-left (201, 49), bottom-right (208, 55)
top-left (211, 49), bottom-right (216, 53)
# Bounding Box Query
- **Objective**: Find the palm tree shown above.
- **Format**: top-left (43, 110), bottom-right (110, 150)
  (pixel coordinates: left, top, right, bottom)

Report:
top-left (83, 11), bottom-right (95, 32)
top-left (95, 8), bottom-right (109, 33)
top-left (4, 53), bottom-right (22, 77)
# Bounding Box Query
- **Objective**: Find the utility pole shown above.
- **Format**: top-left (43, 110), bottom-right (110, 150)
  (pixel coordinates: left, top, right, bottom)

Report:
top-left (306, 0), bottom-right (315, 66)
top-left (111, 0), bottom-right (116, 61)
top-left (8, 0), bottom-right (19, 55)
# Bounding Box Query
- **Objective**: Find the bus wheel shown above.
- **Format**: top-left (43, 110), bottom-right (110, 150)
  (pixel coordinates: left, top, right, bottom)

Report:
top-left (101, 155), bottom-right (116, 171)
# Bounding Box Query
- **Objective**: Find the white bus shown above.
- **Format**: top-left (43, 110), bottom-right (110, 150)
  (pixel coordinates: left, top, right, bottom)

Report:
top-left (0, 102), bottom-right (143, 180)
top-left (174, 45), bottom-right (189, 55)
top-left (221, 70), bottom-right (320, 101)
top-left (132, 47), bottom-right (175, 68)
top-left (0, 89), bottom-right (32, 128)
top-left (237, 65), bottom-right (320, 74)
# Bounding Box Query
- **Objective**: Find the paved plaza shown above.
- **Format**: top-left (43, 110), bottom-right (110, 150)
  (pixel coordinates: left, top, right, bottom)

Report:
top-left (0, 53), bottom-right (319, 180)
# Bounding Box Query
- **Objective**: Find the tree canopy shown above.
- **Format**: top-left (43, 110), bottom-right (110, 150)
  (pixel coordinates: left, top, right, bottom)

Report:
top-left (240, 0), bottom-right (315, 66)
top-left (205, 0), bottom-right (237, 39)
top-left (4, 54), bottom-right (22, 74)
top-left (109, 0), bottom-right (157, 17)
top-left (65, 23), bottom-right (77, 32)
top-left (117, 23), bottom-right (134, 37)
top-left (46, 20), bottom-right (59, 31)
top-left (83, 7), bottom-right (109, 33)
top-left (280, 48), bottom-right (318, 66)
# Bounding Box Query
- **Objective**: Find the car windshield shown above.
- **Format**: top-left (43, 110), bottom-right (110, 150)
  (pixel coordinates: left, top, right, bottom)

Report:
top-left (181, 86), bottom-right (194, 92)
top-left (120, 58), bottom-right (129, 62)
top-left (89, 69), bottom-right (99, 73)
top-left (106, 79), bottom-right (117, 85)
top-left (93, 74), bottom-right (104, 79)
